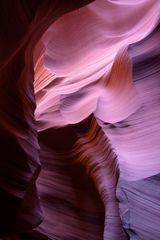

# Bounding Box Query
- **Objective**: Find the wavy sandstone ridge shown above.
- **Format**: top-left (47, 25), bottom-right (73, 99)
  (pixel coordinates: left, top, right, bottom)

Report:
top-left (1, 0), bottom-right (160, 239)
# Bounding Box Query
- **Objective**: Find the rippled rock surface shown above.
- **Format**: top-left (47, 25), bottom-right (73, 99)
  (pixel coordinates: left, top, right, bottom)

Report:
top-left (1, 1), bottom-right (160, 239)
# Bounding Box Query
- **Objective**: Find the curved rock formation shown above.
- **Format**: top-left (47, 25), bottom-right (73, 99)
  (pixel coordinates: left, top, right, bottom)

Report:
top-left (1, 0), bottom-right (160, 239)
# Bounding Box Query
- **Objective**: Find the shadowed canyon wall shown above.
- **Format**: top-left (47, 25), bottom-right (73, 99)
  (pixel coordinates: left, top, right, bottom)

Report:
top-left (0, 1), bottom-right (160, 239)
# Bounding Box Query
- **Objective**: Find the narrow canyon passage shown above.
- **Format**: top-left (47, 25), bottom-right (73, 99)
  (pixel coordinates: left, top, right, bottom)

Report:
top-left (1, 1), bottom-right (160, 239)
